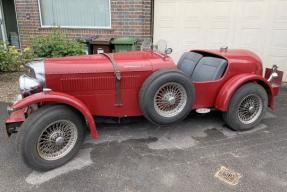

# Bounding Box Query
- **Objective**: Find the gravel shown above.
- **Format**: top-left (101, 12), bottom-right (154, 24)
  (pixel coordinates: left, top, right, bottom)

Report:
top-left (0, 72), bottom-right (23, 103)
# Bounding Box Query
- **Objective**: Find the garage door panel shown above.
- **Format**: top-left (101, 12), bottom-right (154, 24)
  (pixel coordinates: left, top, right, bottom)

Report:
top-left (154, 0), bottom-right (178, 59)
top-left (154, 0), bottom-right (287, 81)
top-left (182, 1), bottom-right (203, 29)
top-left (205, 0), bottom-right (234, 48)
top-left (267, 0), bottom-right (287, 81)
top-left (181, 0), bottom-right (205, 52)
top-left (273, 0), bottom-right (287, 29)
top-left (156, 2), bottom-right (177, 29)
top-left (234, 0), bottom-right (267, 57)
top-left (239, 0), bottom-right (266, 28)
top-left (182, 40), bottom-right (202, 51)
top-left (182, 29), bottom-right (203, 46)
top-left (209, 1), bottom-right (233, 22)
top-left (181, 1), bottom-right (205, 55)
top-left (271, 30), bottom-right (287, 48)
top-left (205, 29), bottom-right (231, 48)
top-left (236, 29), bottom-right (265, 55)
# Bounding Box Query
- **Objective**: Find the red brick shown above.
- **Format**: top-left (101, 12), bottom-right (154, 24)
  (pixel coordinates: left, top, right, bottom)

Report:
top-left (15, 0), bottom-right (152, 48)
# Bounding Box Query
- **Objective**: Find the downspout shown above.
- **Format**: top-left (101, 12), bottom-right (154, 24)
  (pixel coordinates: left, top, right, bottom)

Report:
top-left (151, 0), bottom-right (154, 42)
top-left (13, 0), bottom-right (22, 49)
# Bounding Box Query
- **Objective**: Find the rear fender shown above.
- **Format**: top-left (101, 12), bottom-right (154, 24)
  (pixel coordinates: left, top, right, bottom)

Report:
top-left (215, 74), bottom-right (274, 111)
top-left (11, 91), bottom-right (99, 139)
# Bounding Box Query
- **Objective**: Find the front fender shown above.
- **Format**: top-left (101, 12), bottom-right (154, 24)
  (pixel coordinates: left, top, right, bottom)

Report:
top-left (11, 91), bottom-right (99, 139)
top-left (215, 74), bottom-right (274, 111)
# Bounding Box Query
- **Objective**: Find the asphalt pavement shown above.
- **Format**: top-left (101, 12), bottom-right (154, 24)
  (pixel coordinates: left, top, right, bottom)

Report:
top-left (0, 88), bottom-right (286, 192)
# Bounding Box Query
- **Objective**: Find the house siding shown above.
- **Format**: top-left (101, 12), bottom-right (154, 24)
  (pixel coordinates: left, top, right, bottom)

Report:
top-left (14, 0), bottom-right (152, 48)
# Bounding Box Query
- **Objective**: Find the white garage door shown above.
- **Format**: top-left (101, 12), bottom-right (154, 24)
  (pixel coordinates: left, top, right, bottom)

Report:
top-left (154, 0), bottom-right (287, 81)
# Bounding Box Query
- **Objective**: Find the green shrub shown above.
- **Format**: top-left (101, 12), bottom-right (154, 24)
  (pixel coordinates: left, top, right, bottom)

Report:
top-left (32, 31), bottom-right (84, 58)
top-left (0, 42), bottom-right (33, 72)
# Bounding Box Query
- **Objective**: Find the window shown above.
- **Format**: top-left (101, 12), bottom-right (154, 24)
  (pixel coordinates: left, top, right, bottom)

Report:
top-left (38, 0), bottom-right (111, 29)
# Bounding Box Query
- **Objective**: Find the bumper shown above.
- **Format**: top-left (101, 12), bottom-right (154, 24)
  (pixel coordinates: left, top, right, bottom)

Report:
top-left (265, 67), bottom-right (284, 96)
top-left (5, 107), bottom-right (25, 136)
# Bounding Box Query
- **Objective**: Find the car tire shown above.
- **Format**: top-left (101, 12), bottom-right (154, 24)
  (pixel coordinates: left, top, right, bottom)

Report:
top-left (223, 83), bottom-right (268, 131)
top-left (17, 105), bottom-right (85, 171)
top-left (140, 69), bottom-right (195, 125)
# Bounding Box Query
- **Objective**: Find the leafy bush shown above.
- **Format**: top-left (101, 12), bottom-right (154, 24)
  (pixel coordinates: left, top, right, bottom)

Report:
top-left (0, 42), bottom-right (33, 72)
top-left (32, 31), bottom-right (84, 58)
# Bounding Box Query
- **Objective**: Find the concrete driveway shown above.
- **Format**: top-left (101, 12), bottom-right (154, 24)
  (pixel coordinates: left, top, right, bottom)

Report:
top-left (0, 88), bottom-right (286, 192)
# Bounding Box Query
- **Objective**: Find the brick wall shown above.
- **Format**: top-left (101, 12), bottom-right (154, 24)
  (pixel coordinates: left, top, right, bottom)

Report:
top-left (14, 0), bottom-right (152, 48)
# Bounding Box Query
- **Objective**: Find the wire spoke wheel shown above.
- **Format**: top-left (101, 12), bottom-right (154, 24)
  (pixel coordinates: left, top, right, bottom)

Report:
top-left (237, 94), bottom-right (263, 125)
top-left (154, 82), bottom-right (187, 118)
top-left (37, 120), bottom-right (78, 161)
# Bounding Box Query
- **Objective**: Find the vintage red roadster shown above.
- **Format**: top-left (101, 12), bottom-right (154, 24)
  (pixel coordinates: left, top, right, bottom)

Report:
top-left (4, 44), bottom-right (283, 171)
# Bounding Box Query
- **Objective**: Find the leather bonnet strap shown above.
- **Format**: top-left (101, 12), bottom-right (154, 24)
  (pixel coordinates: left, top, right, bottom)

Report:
top-left (100, 53), bottom-right (123, 106)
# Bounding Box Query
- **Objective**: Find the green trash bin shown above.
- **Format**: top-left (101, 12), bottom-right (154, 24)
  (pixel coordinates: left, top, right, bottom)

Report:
top-left (111, 37), bottom-right (137, 52)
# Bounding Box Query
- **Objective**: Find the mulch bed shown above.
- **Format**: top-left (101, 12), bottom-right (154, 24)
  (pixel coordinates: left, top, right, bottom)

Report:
top-left (0, 72), bottom-right (23, 103)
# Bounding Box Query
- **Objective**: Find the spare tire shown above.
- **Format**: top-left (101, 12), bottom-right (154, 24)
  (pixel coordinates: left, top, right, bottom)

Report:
top-left (140, 69), bottom-right (195, 125)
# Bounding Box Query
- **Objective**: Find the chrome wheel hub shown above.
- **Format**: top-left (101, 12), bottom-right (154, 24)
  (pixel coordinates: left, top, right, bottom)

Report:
top-left (238, 94), bottom-right (263, 124)
top-left (55, 137), bottom-right (65, 146)
top-left (163, 93), bottom-right (176, 105)
top-left (248, 106), bottom-right (255, 113)
top-left (154, 82), bottom-right (187, 118)
top-left (37, 120), bottom-right (78, 161)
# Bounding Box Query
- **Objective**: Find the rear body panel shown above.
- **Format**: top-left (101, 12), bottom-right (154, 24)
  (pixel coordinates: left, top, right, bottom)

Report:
top-left (191, 49), bottom-right (264, 109)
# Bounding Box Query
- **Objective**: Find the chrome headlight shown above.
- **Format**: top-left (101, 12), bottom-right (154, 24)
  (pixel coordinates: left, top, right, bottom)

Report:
top-left (19, 60), bottom-right (46, 96)
top-left (19, 74), bottom-right (42, 96)
top-left (26, 60), bottom-right (45, 86)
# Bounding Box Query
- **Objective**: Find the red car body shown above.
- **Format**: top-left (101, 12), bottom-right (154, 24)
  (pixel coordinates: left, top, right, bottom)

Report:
top-left (5, 50), bottom-right (283, 139)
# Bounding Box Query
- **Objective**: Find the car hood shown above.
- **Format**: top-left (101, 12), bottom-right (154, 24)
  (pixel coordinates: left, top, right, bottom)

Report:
top-left (44, 51), bottom-right (169, 75)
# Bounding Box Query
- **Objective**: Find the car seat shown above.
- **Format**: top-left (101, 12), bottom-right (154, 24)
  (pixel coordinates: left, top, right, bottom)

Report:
top-left (191, 57), bottom-right (227, 82)
top-left (177, 52), bottom-right (203, 76)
